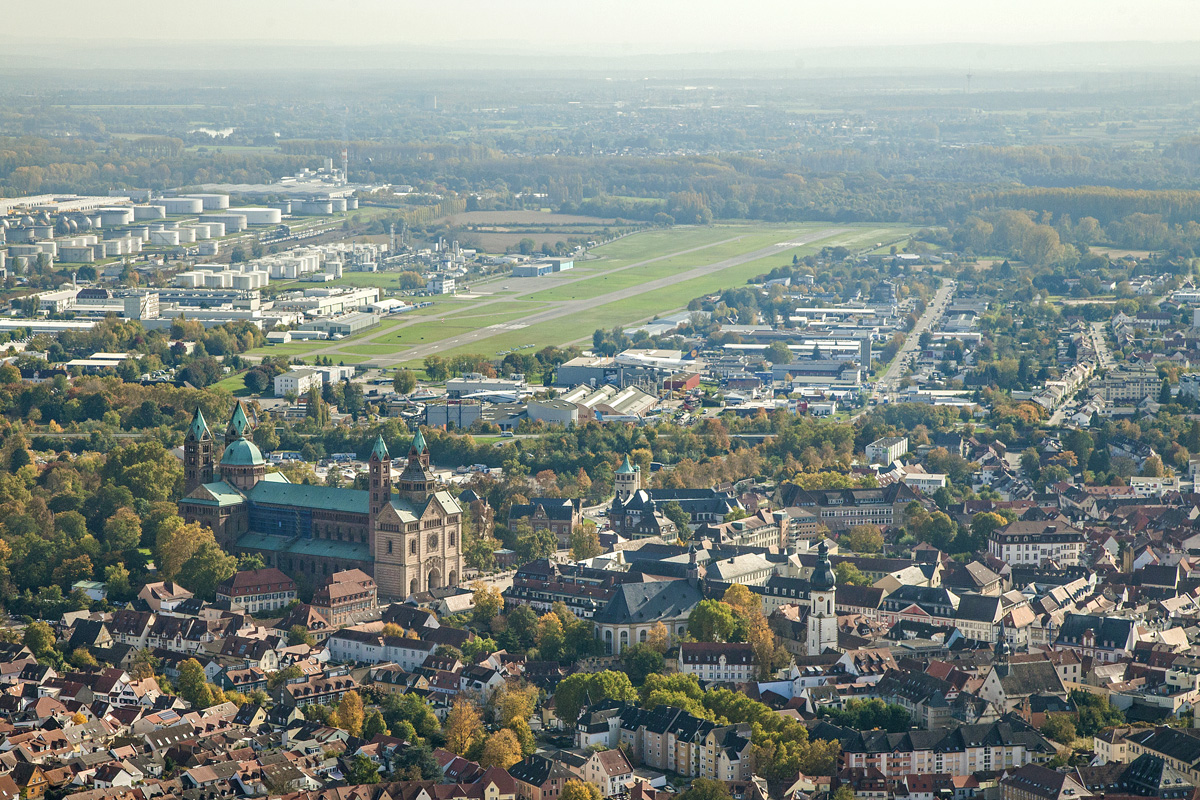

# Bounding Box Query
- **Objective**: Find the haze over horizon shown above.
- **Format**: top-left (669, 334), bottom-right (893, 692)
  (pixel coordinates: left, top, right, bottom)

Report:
top-left (5, 0), bottom-right (1200, 53)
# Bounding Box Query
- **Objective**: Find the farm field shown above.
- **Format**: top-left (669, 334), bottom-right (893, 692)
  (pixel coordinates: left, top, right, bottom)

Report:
top-left (247, 222), bottom-right (911, 367)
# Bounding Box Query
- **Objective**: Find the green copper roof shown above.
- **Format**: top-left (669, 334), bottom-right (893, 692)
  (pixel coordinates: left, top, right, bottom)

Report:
top-left (187, 480), bottom-right (245, 507)
top-left (411, 427), bottom-right (427, 454)
top-left (187, 408), bottom-right (211, 442)
top-left (246, 481), bottom-right (368, 514)
top-left (616, 455), bottom-right (637, 475)
top-left (221, 438), bottom-right (265, 467)
top-left (370, 434), bottom-right (390, 461)
top-left (228, 401), bottom-right (252, 438)
top-left (236, 531), bottom-right (371, 563)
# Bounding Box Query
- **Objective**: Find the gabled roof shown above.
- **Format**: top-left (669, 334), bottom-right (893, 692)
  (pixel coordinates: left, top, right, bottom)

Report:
top-left (592, 579), bottom-right (703, 625)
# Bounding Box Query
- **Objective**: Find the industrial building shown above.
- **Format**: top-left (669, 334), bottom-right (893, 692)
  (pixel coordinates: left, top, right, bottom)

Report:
top-left (527, 383), bottom-right (658, 425)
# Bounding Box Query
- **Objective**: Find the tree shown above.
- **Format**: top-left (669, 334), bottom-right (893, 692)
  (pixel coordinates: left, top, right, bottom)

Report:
top-left (1140, 454), bottom-right (1165, 478)
top-left (570, 520), bottom-right (602, 561)
top-left (722, 584), bottom-right (759, 620)
top-left (845, 524), bottom-right (884, 554)
top-left (677, 779), bottom-right (732, 800)
top-left (336, 690), bottom-right (365, 736)
top-left (103, 507), bottom-right (142, 555)
top-left (831, 788), bottom-right (855, 800)
top-left (969, 512), bottom-right (1007, 550)
top-left (1041, 715), bottom-right (1077, 743)
top-left (1160, 378), bottom-right (1173, 404)
top-left (395, 743), bottom-right (443, 780)
top-left (289, 625), bottom-right (316, 647)
top-left (23, 621), bottom-right (55, 658)
top-left (622, 643), bottom-right (666, 685)
top-left (562, 781), bottom-right (602, 800)
top-left (765, 342), bottom-right (792, 365)
top-left (516, 523), bottom-right (557, 561)
top-left (662, 501), bottom-right (691, 535)
top-left (130, 649), bottom-right (160, 681)
top-left (479, 728), bottom-right (523, 769)
top-left (646, 621), bottom-right (672, 654)
top-left (444, 698), bottom-right (483, 755)
top-left (498, 685), bottom-right (539, 728)
top-left (104, 563), bottom-right (133, 601)
top-left (71, 648), bottom-right (99, 668)
top-left (472, 583), bottom-right (504, 629)
top-left (345, 754), bottom-right (380, 785)
top-left (835, 562), bottom-right (870, 586)
top-left (554, 671), bottom-right (638, 725)
top-left (176, 540), bottom-right (237, 600)
top-left (423, 355), bottom-right (448, 382)
top-left (177, 658), bottom-right (213, 708)
top-left (688, 599), bottom-right (738, 642)
top-left (394, 369), bottom-right (417, 395)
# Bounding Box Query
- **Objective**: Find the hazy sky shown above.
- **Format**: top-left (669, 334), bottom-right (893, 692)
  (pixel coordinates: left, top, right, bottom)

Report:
top-left (7, 0), bottom-right (1200, 51)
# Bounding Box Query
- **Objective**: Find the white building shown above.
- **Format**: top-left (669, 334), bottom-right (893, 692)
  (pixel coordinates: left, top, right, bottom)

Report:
top-left (866, 436), bottom-right (909, 465)
top-left (427, 275), bottom-right (455, 295)
top-left (987, 520), bottom-right (1085, 567)
top-left (274, 369), bottom-right (322, 398)
top-left (677, 642), bottom-right (757, 684)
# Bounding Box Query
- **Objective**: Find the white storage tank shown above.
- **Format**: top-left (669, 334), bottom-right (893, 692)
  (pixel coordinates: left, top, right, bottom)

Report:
top-left (198, 242), bottom-right (219, 256)
top-left (160, 197), bottom-right (204, 215)
top-left (250, 270), bottom-right (269, 287)
top-left (232, 273), bottom-right (256, 290)
top-left (185, 194), bottom-right (230, 210)
top-left (269, 200), bottom-right (292, 214)
top-left (204, 221), bottom-right (226, 237)
top-left (176, 272), bottom-right (203, 287)
top-left (200, 213), bottom-right (246, 233)
top-left (178, 227), bottom-right (198, 243)
top-left (237, 207), bottom-right (283, 225)
top-left (59, 245), bottom-right (95, 263)
top-left (150, 230), bottom-right (180, 246)
top-left (188, 225), bottom-right (210, 240)
top-left (330, 197), bottom-right (347, 212)
top-left (132, 205), bottom-right (166, 220)
top-left (99, 207), bottom-right (134, 227)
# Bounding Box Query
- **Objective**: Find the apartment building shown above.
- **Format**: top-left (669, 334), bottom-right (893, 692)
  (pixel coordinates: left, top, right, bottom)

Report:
top-left (311, 569), bottom-right (378, 627)
top-left (677, 642), bottom-right (758, 684)
top-left (866, 436), bottom-right (909, 465)
top-left (988, 520), bottom-right (1085, 567)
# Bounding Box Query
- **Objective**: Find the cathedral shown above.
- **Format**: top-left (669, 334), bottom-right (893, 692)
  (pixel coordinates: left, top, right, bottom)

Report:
top-left (178, 402), bottom-right (463, 599)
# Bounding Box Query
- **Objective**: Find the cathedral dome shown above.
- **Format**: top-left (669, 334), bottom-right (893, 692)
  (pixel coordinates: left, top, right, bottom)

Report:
top-left (221, 438), bottom-right (264, 467)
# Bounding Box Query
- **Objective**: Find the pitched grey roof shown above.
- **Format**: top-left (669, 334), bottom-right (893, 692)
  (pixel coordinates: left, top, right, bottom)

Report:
top-left (592, 579), bottom-right (703, 625)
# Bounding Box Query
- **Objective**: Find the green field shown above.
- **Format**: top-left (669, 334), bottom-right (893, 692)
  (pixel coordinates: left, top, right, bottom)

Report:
top-left (246, 222), bottom-right (912, 367)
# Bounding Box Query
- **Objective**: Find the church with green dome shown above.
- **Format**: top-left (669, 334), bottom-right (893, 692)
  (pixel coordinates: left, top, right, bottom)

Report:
top-left (179, 402), bottom-right (464, 599)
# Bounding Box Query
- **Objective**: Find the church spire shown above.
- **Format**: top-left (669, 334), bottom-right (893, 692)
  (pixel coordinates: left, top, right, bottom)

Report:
top-left (227, 401), bottom-right (253, 440)
top-left (187, 407), bottom-right (211, 442)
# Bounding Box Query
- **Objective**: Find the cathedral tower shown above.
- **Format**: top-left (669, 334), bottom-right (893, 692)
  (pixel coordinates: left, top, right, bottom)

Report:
top-left (184, 408), bottom-right (214, 494)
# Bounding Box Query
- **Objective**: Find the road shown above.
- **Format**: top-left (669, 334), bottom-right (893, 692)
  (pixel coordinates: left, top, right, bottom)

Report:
top-left (875, 281), bottom-right (956, 394)
top-left (1091, 321), bottom-right (1117, 370)
top-left (303, 228), bottom-right (845, 367)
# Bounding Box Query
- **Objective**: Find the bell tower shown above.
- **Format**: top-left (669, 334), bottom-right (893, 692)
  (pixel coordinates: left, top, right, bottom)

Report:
top-left (806, 540), bottom-right (838, 656)
top-left (368, 435), bottom-right (391, 524)
top-left (184, 408), bottom-right (213, 494)
top-left (397, 428), bottom-right (436, 502)
top-left (615, 455), bottom-right (640, 502)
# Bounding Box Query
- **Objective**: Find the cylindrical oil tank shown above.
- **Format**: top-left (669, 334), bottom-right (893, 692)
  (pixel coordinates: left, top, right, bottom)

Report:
top-left (160, 197), bottom-right (203, 215)
top-left (133, 205), bottom-right (166, 220)
top-left (238, 207), bottom-right (283, 225)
